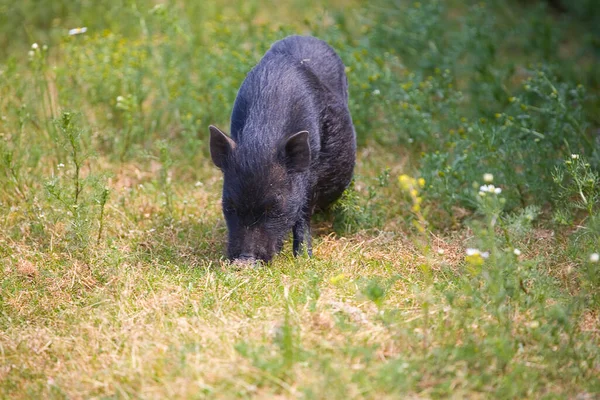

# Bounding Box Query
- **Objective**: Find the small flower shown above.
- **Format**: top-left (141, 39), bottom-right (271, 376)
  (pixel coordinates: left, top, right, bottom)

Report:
top-left (116, 95), bottom-right (124, 103)
top-left (417, 178), bottom-right (425, 188)
top-left (479, 184), bottom-right (502, 195)
top-left (372, 89), bottom-right (380, 95)
top-left (329, 273), bottom-right (347, 285)
top-left (483, 173), bottom-right (494, 183)
top-left (465, 248), bottom-right (485, 266)
top-left (466, 248), bottom-right (480, 256)
top-left (31, 43), bottom-right (39, 50)
top-left (28, 50), bottom-right (35, 58)
top-left (527, 321), bottom-right (540, 329)
top-left (508, 96), bottom-right (516, 103)
top-left (571, 154), bottom-right (579, 160)
top-left (398, 174), bottom-right (416, 191)
top-left (57, 163), bottom-right (65, 169)
top-left (466, 248), bottom-right (489, 258)
top-left (437, 248), bottom-right (445, 255)
top-left (590, 253), bottom-right (599, 263)
top-left (194, 181), bottom-right (203, 187)
top-left (68, 27), bottom-right (88, 36)
top-left (513, 248), bottom-right (522, 256)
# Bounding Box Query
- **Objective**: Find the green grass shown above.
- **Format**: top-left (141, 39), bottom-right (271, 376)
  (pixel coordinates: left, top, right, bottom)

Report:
top-left (1, 0), bottom-right (600, 398)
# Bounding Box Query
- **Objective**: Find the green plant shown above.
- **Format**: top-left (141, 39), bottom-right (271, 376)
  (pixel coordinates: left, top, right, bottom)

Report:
top-left (553, 153), bottom-right (599, 224)
top-left (331, 168), bottom-right (391, 234)
top-left (43, 111), bottom-right (107, 250)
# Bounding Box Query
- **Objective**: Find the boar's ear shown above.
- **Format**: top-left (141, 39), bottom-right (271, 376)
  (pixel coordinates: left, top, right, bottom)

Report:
top-left (209, 125), bottom-right (236, 169)
top-left (282, 130), bottom-right (310, 173)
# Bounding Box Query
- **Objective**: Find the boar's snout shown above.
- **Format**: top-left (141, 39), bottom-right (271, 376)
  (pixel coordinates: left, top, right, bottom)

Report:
top-left (229, 247), bottom-right (274, 264)
top-left (227, 228), bottom-right (283, 264)
top-left (238, 253), bottom-right (255, 261)
top-left (230, 253), bottom-right (258, 268)
top-left (235, 253), bottom-right (258, 264)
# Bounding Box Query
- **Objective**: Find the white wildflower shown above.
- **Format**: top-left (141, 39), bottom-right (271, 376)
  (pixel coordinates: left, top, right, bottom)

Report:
top-left (571, 154), bottom-right (579, 160)
top-left (372, 89), bottom-right (381, 95)
top-left (116, 95), bottom-right (124, 103)
top-left (466, 248), bottom-right (490, 259)
top-left (479, 184), bottom-right (502, 195)
top-left (28, 50), bottom-right (35, 58)
top-left (57, 163), bottom-right (65, 169)
top-left (437, 248), bottom-right (445, 255)
top-left (513, 248), bottom-right (522, 256)
top-left (466, 248), bottom-right (480, 256)
top-left (31, 43), bottom-right (39, 50)
top-left (68, 27), bottom-right (88, 36)
top-left (590, 253), bottom-right (599, 263)
top-left (194, 181), bottom-right (203, 187)
top-left (483, 173), bottom-right (493, 183)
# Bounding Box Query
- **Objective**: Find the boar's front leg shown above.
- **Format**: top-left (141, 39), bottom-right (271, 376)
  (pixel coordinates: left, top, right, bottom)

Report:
top-left (292, 214), bottom-right (312, 257)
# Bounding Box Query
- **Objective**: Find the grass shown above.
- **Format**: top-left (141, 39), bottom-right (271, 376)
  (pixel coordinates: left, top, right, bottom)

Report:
top-left (1, 0), bottom-right (600, 398)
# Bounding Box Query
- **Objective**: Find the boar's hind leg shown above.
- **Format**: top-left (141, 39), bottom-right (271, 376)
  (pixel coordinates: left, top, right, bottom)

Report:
top-left (292, 215), bottom-right (312, 257)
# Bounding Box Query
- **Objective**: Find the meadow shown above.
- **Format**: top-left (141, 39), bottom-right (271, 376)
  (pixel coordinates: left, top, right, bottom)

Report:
top-left (1, 0), bottom-right (599, 398)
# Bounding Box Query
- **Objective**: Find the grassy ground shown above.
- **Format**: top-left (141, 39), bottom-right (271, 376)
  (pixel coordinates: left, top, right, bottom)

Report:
top-left (1, 0), bottom-right (600, 398)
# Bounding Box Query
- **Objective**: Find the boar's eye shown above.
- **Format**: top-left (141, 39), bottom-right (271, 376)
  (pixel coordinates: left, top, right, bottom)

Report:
top-left (264, 200), bottom-right (283, 218)
top-left (264, 203), bottom-right (275, 216)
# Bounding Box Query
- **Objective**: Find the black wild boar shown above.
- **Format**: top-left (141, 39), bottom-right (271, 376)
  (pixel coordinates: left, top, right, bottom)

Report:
top-left (209, 35), bottom-right (356, 263)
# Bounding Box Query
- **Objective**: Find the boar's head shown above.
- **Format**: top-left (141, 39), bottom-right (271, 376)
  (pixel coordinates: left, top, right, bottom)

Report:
top-left (209, 125), bottom-right (310, 263)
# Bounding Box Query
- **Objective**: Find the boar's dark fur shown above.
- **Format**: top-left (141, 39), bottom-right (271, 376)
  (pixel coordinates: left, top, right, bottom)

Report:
top-left (209, 35), bottom-right (356, 263)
